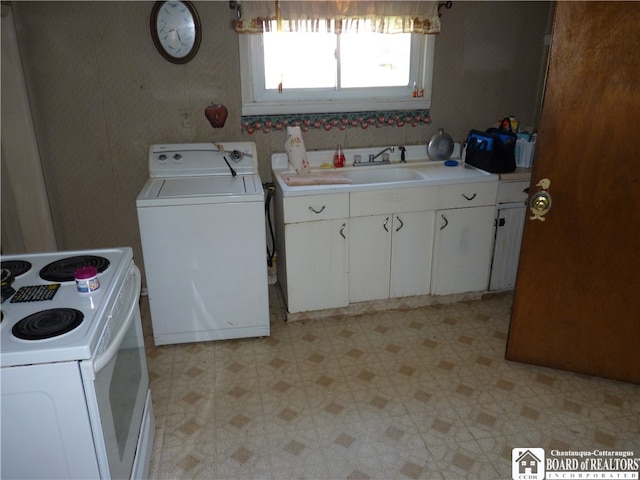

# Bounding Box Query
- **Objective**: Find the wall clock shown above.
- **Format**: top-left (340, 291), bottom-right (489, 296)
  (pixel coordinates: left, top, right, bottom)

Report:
top-left (150, 1), bottom-right (201, 64)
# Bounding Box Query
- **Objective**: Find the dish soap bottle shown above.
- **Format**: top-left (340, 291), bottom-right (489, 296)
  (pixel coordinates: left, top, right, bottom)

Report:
top-left (333, 145), bottom-right (345, 168)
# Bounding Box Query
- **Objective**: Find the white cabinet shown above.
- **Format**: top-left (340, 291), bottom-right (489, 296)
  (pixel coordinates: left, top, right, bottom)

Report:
top-left (489, 179), bottom-right (530, 291)
top-left (276, 193), bottom-right (349, 313)
top-left (349, 187), bottom-right (437, 303)
top-left (432, 206), bottom-right (496, 295)
top-left (431, 182), bottom-right (498, 295)
top-left (284, 219), bottom-right (348, 312)
top-left (275, 176), bottom-right (501, 314)
top-left (349, 211), bottom-right (435, 303)
top-left (390, 211), bottom-right (435, 298)
top-left (490, 207), bottom-right (526, 290)
top-left (349, 215), bottom-right (390, 302)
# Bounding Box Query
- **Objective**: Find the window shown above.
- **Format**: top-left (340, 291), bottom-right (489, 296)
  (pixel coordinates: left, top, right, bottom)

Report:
top-left (239, 30), bottom-right (435, 115)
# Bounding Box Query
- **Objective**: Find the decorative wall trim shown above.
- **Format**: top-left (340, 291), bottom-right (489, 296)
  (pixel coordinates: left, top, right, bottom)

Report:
top-left (241, 110), bottom-right (431, 134)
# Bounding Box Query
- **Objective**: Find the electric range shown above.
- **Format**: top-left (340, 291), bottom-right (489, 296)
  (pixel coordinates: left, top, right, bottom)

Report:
top-left (1, 247), bottom-right (134, 367)
top-left (0, 247), bottom-right (154, 479)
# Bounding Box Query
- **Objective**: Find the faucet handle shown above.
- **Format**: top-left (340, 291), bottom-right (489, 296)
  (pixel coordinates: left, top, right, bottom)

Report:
top-left (399, 146), bottom-right (406, 163)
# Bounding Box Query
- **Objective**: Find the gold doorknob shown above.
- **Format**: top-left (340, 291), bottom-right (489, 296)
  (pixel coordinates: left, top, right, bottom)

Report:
top-left (532, 194), bottom-right (550, 213)
top-left (529, 178), bottom-right (552, 221)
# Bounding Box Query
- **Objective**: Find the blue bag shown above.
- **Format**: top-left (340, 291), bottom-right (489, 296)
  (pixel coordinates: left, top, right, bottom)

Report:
top-left (465, 124), bottom-right (517, 173)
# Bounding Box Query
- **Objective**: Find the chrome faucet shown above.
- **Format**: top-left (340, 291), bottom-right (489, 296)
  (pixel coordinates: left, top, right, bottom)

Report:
top-left (368, 146), bottom-right (394, 163)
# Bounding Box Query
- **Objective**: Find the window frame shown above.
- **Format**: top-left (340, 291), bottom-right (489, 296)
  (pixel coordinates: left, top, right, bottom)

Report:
top-left (239, 32), bottom-right (435, 116)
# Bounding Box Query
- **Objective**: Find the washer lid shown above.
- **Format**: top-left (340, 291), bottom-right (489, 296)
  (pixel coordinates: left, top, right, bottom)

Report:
top-left (158, 176), bottom-right (251, 197)
top-left (138, 174), bottom-right (264, 205)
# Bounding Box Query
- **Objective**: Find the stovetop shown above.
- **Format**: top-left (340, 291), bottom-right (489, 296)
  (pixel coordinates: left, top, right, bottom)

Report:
top-left (0, 247), bottom-right (133, 368)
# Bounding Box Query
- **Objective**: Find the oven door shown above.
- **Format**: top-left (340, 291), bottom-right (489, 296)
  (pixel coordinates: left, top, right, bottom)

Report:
top-left (81, 265), bottom-right (149, 479)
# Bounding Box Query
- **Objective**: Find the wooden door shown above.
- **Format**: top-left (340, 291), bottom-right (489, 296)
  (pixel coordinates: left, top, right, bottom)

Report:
top-left (506, 2), bottom-right (640, 383)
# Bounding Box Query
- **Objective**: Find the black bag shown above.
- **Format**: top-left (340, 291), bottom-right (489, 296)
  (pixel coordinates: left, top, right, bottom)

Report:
top-left (465, 122), bottom-right (517, 173)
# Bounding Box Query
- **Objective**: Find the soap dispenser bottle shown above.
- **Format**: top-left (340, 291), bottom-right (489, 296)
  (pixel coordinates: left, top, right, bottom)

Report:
top-left (333, 145), bottom-right (345, 168)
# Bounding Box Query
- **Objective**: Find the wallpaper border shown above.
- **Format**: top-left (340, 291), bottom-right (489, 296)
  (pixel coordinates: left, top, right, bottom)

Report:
top-left (241, 109), bottom-right (431, 134)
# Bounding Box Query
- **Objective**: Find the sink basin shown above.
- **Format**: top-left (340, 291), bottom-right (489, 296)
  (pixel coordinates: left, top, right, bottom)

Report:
top-left (342, 167), bottom-right (424, 185)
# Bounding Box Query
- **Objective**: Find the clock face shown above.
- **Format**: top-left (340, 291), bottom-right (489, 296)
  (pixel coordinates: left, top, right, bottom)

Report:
top-left (151, 1), bottom-right (201, 64)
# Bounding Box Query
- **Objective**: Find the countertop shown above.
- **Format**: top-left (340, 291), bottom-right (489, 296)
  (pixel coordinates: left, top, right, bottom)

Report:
top-left (499, 167), bottom-right (533, 181)
top-left (272, 161), bottom-right (500, 197)
top-left (271, 145), bottom-right (531, 197)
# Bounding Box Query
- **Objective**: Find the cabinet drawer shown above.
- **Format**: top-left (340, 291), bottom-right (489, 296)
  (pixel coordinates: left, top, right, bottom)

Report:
top-left (438, 182), bottom-right (498, 209)
top-left (497, 180), bottom-right (530, 204)
top-left (350, 187), bottom-right (438, 217)
top-left (283, 193), bottom-right (349, 223)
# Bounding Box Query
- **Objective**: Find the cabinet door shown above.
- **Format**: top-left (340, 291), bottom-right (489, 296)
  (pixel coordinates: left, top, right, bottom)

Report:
top-left (284, 219), bottom-right (348, 313)
top-left (349, 215), bottom-right (391, 303)
top-left (390, 211), bottom-right (435, 298)
top-left (432, 206), bottom-right (496, 295)
top-left (489, 206), bottom-right (526, 291)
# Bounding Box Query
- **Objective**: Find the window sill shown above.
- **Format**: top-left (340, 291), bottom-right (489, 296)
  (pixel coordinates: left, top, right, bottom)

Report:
top-left (241, 97), bottom-right (430, 116)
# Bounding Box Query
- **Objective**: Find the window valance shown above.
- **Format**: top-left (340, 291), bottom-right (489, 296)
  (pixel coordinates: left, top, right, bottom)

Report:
top-left (235, 1), bottom-right (441, 34)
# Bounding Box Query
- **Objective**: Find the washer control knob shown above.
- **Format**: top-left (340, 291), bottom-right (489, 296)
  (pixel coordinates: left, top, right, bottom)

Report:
top-left (173, 153), bottom-right (182, 162)
top-left (158, 154), bottom-right (167, 161)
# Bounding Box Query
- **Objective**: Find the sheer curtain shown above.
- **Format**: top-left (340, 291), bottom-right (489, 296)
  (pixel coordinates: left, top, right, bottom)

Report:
top-left (235, 1), bottom-right (441, 34)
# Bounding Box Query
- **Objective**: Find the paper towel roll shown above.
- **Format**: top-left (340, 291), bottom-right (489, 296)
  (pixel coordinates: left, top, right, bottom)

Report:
top-left (285, 126), bottom-right (310, 175)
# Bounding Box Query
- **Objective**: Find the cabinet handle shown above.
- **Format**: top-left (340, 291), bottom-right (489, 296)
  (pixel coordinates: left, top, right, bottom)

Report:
top-left (308, 205), bottom-right (326, 214)
top-left (440, 214), bottom-right (449, 230)
top-left (461, 193), bottom-right (477, 201)
top-left (383, 217), bottom-right (390, 232)
top-left (339, 223), bottom-right (346, 239)
top-left (395, 216), bottom-right (404, 232)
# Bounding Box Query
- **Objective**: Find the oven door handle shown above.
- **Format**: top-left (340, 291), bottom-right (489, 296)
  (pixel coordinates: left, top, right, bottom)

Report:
top-left (93, 266), bottom-right (141, 373)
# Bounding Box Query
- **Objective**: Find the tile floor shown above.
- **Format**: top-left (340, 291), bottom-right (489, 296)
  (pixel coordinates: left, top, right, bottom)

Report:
top-left (144, 286), bottom-right (640, 479)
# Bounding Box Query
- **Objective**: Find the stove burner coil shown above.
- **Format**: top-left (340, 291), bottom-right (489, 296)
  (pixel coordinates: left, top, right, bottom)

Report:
top-left (12, 308), bottom-right (84, 340)
top-left (39, 256), bottom-right (110, 283)
top-left (1, 260), bottom-right (32, 278)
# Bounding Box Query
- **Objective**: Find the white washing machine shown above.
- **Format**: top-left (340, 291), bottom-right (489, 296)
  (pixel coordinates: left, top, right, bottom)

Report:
top-left (136, 142), bottom-right (269, 345)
